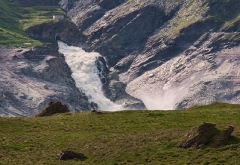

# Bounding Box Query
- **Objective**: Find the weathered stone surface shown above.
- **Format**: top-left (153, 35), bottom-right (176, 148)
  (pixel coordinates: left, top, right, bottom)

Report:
top-left (179, 123), bottom-right (235, 148)
top-left (215, 125), bottom-right (234, 147)
top-left (36, 101), bottom-right (69, 117)
top-left (179, 122), bottom-right (217, 148)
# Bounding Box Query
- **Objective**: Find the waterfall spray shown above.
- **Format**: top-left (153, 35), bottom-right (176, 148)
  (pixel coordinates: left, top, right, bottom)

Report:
top-left (58, 41), bottom-right (124, 111)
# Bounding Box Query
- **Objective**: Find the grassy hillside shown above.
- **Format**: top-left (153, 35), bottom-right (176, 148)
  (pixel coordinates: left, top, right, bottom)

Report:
top-left (0, 102), bottom-right (240, 164)
top-left (0, 0), bottom-right (64, 47)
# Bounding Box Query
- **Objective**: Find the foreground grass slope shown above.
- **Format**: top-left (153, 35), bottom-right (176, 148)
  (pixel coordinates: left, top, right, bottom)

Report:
top-left (0, 0), bottom-right (64, 47)
top-left (0, 102), bottom-right (240, 165)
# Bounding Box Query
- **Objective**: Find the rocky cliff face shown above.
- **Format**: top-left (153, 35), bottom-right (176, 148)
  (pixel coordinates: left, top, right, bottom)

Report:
top-left (0, 43), bottom-right (91, 116)
top-left (25, 20), bottom-right (86, 46)
top-left (26, 18), bottom-right (145, 110)
top-left (18, 0), bottom-right (61, 6)
top-left (59, 0), bottom-right (240, 109)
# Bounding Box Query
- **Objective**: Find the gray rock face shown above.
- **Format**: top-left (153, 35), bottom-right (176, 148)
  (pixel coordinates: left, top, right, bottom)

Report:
top-left (25, 20), bottom-right (86, 46)
top-left (59, 0), bottom-right (240, 109)
top-left (19, 0), bottom-right (61, 6)
top-left (0, 44), bottom-right (91, 116)
top-left (95, 56), bottom-right (146, 109)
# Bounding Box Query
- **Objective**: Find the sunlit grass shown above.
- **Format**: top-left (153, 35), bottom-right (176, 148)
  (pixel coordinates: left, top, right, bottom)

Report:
top-left (0, 102), bottom-right (240, 164)
top-left (0, 0), bottom-right (64, 47)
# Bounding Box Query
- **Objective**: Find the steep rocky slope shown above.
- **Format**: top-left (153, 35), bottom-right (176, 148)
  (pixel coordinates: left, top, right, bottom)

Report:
top-left (0, 43), bottom-right (91, 116)
top-left (59, 0), bottom-right (240, 109)
top-left (1, 0), bottom-right (240, 115)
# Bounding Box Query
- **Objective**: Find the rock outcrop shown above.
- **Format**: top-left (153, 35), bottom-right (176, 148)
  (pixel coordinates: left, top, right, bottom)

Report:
top-left (25, 20), bottom-right (86, 46)
top-left (95, 57), bottom-right (146, 109)
top-left (0, 43), bottom-right (91, 116)
top-left (59, 0), bottom-right (240, 109)
top-left (179, 123), bottom-right (234, 148)
top-left (178, 122), bottom-right (217, 148)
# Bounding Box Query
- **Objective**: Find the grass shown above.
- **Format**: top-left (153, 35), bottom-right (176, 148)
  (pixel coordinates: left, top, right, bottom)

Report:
top-left (0, 102), bottom-right (240, 164)
top-left (0, 0), bottom-right (64, 47)
top-left (207, 0), bottom-right (240, 25)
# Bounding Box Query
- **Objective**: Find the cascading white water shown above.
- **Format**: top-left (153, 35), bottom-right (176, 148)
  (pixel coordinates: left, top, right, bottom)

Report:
top-left (58, 41), bottom-right (124, 111)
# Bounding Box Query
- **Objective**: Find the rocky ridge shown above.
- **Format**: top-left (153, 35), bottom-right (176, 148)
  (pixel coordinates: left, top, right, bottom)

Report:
top-left (59, 0), bottom-right (240, 109)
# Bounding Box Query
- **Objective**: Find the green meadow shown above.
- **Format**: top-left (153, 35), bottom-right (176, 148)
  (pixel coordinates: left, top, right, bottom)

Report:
top-left (0, 0), bottom-right (64, 47)
top-left (0, 102), bottom-right (240, 165)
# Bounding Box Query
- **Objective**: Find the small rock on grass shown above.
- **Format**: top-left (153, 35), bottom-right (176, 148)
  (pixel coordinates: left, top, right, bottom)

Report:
top-left (57, 149), bottom-right (86, 160)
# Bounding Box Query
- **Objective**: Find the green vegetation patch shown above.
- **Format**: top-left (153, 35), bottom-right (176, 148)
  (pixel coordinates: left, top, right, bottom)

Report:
top-left (1, 102), bottom-right (240, 164)
top-left (0, 0), bottom-right (64, 47)
top-left (20, 6), bottom-right (65, 30)
top-left (207, 0), bottom-right (240, 25)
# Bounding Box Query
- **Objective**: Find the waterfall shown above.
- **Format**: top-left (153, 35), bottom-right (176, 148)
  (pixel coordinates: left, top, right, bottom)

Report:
top-left (58, 41), bottom-right (124, 111)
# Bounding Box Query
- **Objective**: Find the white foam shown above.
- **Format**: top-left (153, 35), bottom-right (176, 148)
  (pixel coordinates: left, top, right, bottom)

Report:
top-left (58, 41), bottom-right (124, 111)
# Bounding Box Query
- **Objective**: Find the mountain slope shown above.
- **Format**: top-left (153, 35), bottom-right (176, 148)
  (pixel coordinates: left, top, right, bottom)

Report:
top-left (0, 0), bottom-right (41, 47)
top-left (0, 0), bottom-right (67, 47)
top-left (0, 0), bottom-right (94, 116)
top-left (60, 0), bottom-right (240, 109)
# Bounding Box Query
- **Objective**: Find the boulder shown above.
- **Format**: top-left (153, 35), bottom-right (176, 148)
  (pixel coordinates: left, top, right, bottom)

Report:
top-left (91, 109), bottom-right (103, 114)
top-left (35, 101), bottom-right (70, 117)
top-left (179, 123), bottom-right (235, 148)
top-left (215, 125), bottom-right (234, 146)
top-left (178, 122), bottom-right (217, 148)
top-left (57, 149), bottom-right (86, 160)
